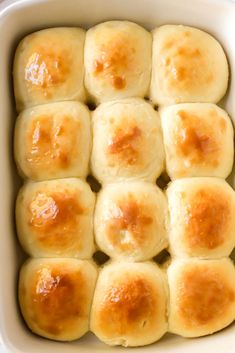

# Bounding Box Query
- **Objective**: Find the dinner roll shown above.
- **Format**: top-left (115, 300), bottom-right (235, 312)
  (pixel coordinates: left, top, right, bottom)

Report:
top-left (167, 178), bottom-right (235, 258)
top-left (13, 27), bottom-right (86, 112)
top-left (19, 258), bottom-right (98, 341)
top-left (14, 101), bottom-right (91, 181)
top-left (16, 178), bottom-right (95, 258)
top-left (150, 25), bottom-right (229, 105)
top-left (94, 182), bottom-right (168, 261)
top-left (84, 21), bottom-right (152, 103)
top-left (90, 261), bottom-right (168, 346)
top-left (91, 98), bottom-right (164, 184)
top-left (160, 103), bottom-right (234, 179)
top-left (168, 258), bottom-right (235, 337)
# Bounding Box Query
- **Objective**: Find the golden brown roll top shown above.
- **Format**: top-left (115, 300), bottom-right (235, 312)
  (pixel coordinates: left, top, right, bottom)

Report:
top-left (13, 27), bottom-right (86, 112)
top-left (167, 178), bottom-right (235, 259)
top-left (84, 21), bottom-right (152, 103)
top-left (14, 101), bottom-right (91, 181)
top-left (150, 25), bottom-right (229, 105)
top-left (94, 182), bottom-right (168, 261)
top-left (16, 178), bottom-right (95, 258)
top-left (19, 258), bottom-right (98, 341)
top-left (160, 103), bottom-right (234, 180)
top-left (90, 261), bottom-right (168, 346)
top-left (91, 98), bottom-right (165, 184)
top-left (168, 258), bottom-right (235, 337)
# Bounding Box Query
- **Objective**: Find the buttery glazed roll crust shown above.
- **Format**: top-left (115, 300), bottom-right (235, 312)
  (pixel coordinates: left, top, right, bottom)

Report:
top-left (168, 258), bottom-right (235, 337)
top-left (150, 25), bottom-right (229, 105)
top-left (19, 258), bottom-right (98, 341)
top-left (14, 101), bottom-right (91, 181)
top-left (84, 21), bottom-right (152, 103)
top-left (91, 98), bottom-right (165, 184)
top-left (160, 103), bottom-right (234, 179)
top-left (167, 178), bottom-right (235, 258)
top-left (90, 262), bottom-right (168, 346)
top-left (16, 178), bottom-right (95, 258)
top-left (94, 182), bottom-right (168, 261)
top-left (14, 27), bottom-right (86, 112)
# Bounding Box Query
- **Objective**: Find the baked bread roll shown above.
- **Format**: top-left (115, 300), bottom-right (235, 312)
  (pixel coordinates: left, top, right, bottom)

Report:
top-left (150, 25), bottom-right (229, 105)
top-left (94, 182), bottom-right (168, 261)
top-left (167, 178), bottom-right (235, 258)
top-left (84, 21), bottom-right (152, 103)
top-left (16, 178), bottom-right (95, 258)
top-left (168, 258), bottom-right (235, 337)
top-left (13, 27), bottom-right (86, 112)
top-left (19, 258), bottom-right (98, 341)
top-left (90, 261), bottom-right (168, 346)
top-left (160, 103), bottom-right (234, 179)
top-left (14, 101), bottom-right (91, 181)
top-left (91, 98), bottom-right (165, 184)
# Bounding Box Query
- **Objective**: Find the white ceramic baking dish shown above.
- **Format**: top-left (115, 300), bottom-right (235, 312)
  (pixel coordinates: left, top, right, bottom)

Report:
top-left (0, 0), bottom-right (234, 352)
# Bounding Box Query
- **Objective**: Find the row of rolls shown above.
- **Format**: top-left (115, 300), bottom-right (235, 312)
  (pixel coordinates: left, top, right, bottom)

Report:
top-left (17, 175), bottom-right (235, 345)
top-left (16, 177), bottom-right (235, 261)
top-left (13, 20), bottom-right (235, 347)
top-left (14, 98), bottom-right (234, 182)
top-left (14, 22), bottom-right (229, 111)
top-left (19, 256), bottom-right (235, 345)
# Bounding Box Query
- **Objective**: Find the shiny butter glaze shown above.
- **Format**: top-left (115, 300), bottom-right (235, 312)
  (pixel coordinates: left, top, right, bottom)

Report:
top-left (29, 189), bottom-right (84, 251)
top-left (25, 47), bottom-right (71, 98)
top-left (26, 115), bottom-right (80, 177)
top-left (28, 265), bottom-right (86, 335)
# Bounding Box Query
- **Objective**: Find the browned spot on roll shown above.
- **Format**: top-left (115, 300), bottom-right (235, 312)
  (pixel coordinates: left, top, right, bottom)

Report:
top-left (29, 190), bottom-right (84, 250)
top-left (30, 266), bottom-right (85, 335)
top-left (94, 60), bottom-right (104, 74)
top-left (93, 35), bottom-right (136, 90)
top-left (160, 32), bottom-right (214, 90)
top-left (177, 267), bottom-right (235, 326)
top-left (26, 115), bottom-right (80, 174)
top-left (25, 47), bottom-right (71, 97)
top-left (184, 188), bottom-right (230, 250)
top-left (175, 110), bottom-right (220, 167)
top-left (106, 194), bottom-right (153, 252)
top-left (97, 276), bottom-right (155, 335)
top-left (107, 125), bottom-right (142, 165)
top-left (111, 75), bottom-right (126, 89)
